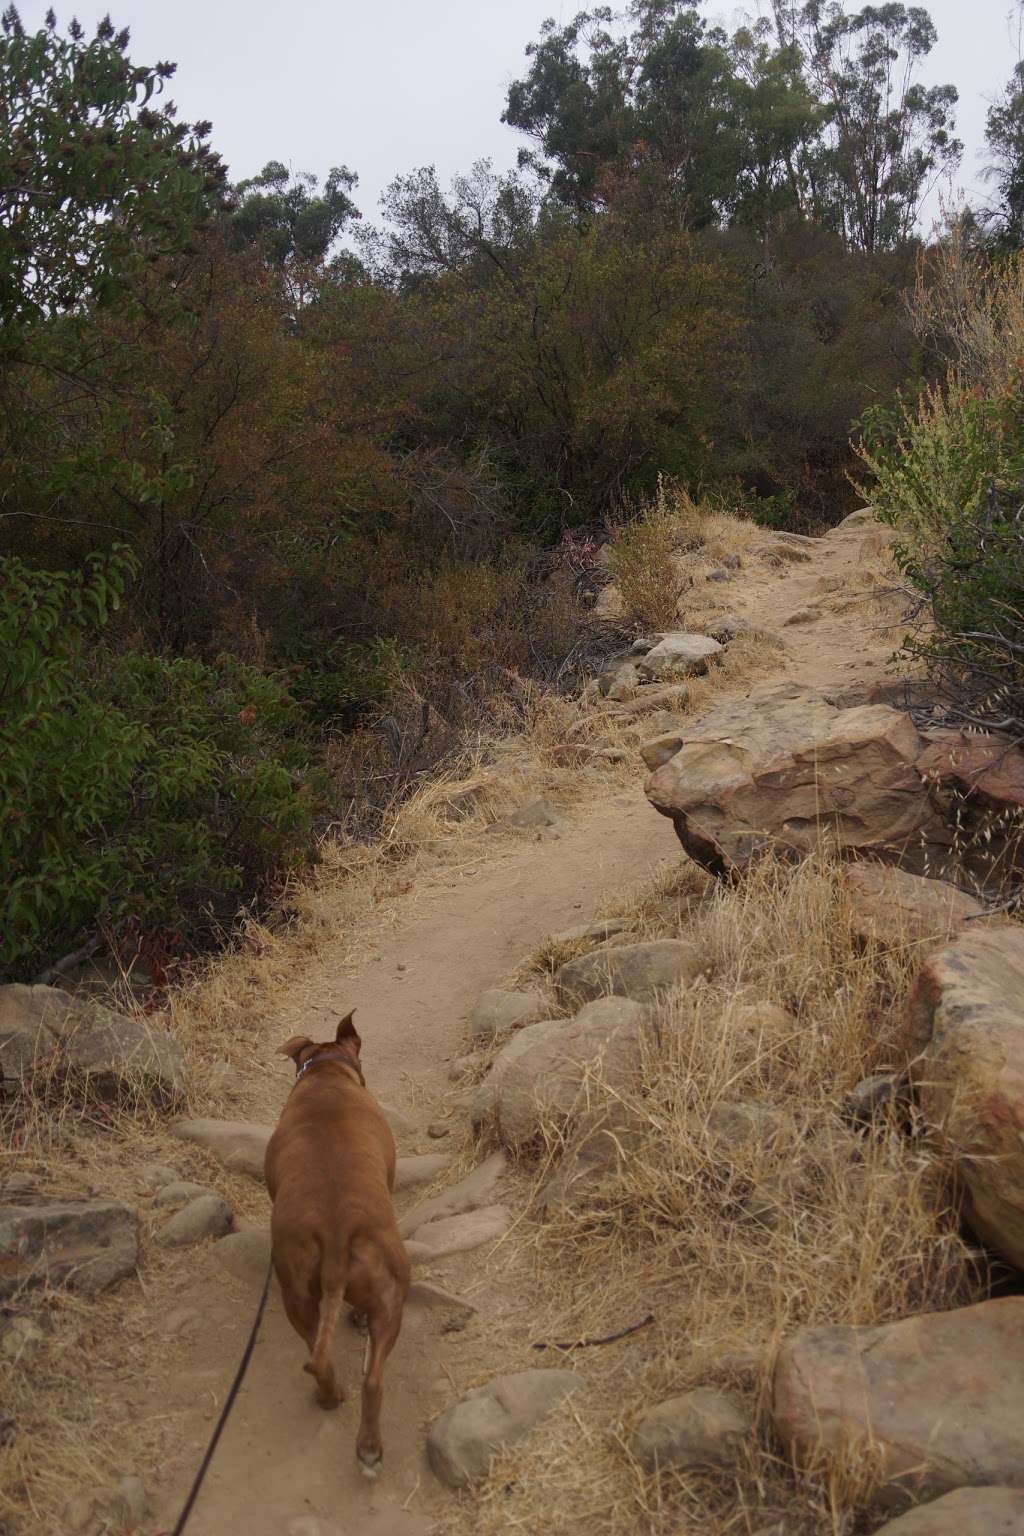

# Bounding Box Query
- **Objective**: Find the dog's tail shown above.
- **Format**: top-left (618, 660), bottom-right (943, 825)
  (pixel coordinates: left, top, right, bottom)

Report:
top-left (306, 1246), bottom-right (348, 1395)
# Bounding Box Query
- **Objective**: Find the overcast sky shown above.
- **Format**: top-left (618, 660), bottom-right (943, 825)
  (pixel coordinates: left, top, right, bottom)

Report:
top-left (19, 1), bottom-right (1021, 229)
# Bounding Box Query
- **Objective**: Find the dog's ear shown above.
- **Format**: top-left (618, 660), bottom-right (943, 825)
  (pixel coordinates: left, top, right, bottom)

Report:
top-left (335, 1010), bottom-right (361, 1051)
top-left (277, 1034), bottom-right (313, 1063)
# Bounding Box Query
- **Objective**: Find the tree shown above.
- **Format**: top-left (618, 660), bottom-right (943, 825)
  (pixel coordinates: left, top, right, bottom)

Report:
top-left (773, 3), bottom-right (960, 251)
top-left (229, 160), bottom-right (360, 267)
top-left (0, 6), bottom-right (225, 329)
top-left (985, 55), bottom-right (1024, 245)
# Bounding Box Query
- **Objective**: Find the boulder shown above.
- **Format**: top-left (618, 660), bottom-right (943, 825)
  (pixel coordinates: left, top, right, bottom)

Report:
top-left (635, 633), bottom-right (723, 682)
top-left (645, 681), bottom-right (942, 877)
top-left (703, 613), bottom-right (753, 643)
top-left (171, 1118), bottom-right (271, 1179)
top-left (916, 729), bottom-right (1024, 831)
top-left (908, 926), bottom-right (1024, 1268)
top-left (872, 1488), bottom-right (1024, 1535)
top-left (412, 1204), bottom-right (511, 1258)
top-left (0, 1199), bottom-right (138, 1297)
top-left (398, 1150), bottom-right (507, 1239)
top-left (0, 984), bottom-right (186, 1105)
top-left (630, 1389), bottom-right (749, 1472)
top-left (157, 1193), bottom-right (233, 1247)
top-left (214, 1228), bottom-right (270, 1287)
top-left (472, 997), bottom-right (646, 1148)
top-left (843, 863), bottom-right (990, 949)
top-left (469, 988), bottom-right (548, 1042)
top-left (773, 1298), bottom-right (1024, 1506)
top-left (555, 939), bottom-right (702, 1007)
top-left (427, 1369), bottom-right (583, 1487)
top-left (610, 682), bottom-right (691, 716)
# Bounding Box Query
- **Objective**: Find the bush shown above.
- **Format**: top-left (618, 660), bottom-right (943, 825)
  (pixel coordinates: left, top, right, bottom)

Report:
top-left (858, 378), bottom-right (1024, 740)
top-left (607, 479), bottom-right (700, 629)
top-left (0, 550), bottom-right (319, 978)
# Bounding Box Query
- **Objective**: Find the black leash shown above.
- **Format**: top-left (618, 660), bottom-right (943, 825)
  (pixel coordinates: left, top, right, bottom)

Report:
top-left (167, 1257), bottom-right (274, 1536)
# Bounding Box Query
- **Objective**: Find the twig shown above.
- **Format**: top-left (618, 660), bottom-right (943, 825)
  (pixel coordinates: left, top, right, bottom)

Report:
top-left (532, 1312), bottom-right (655, 1352)
top-left (35, 932), bottom-right (105, 986)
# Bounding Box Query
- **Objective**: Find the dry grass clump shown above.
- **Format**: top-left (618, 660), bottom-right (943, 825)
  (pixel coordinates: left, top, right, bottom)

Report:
top-left (607, 481), bottom-right (693, 630)
top-left (450, 853), bottom-right (987, 1536)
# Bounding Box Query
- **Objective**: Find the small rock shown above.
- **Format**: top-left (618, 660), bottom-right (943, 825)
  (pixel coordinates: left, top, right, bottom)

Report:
top-left (630, 1389), bottom-right (750, 1472)
top-left (164, 1306), bottom-right (202, 1336)
top-left (411, 1204), bottom-right (511, 1258)
top-left (117, 1476), bottom-right (149, 1526)
top-left (137, 1162), bottom-right (178, 1192)
top-left (153, 1180), bottom-right (215, 1208)
top-left (555, 939), bottom-right (703, 1006)
top-left (614, 682), bottom-right (691, 715)
top-left (505, 799), bottom-right (562, 830)
top-left (448, 1054), bottom-right (477, 1081)
top-left (427, 1122), bottom-right (450, 1139)
top-left (722, 553), bottom-right (742, 570)
top-left (707, 567), bottom-right (730, 582)
top-left (214, 1228), bottom-right (270, 1286)
top-left (157, 1193), bottom-right (233, 1248)
top-left (171, 1118), bottom-right (271, 1179)
top-left (1, 1315), bottom-right (45, 1363)
top-left (398, 1151), bottom-right (507, 1239)
top-left (843, 1074), bottom-right (898, 1123)
top-left (783, 606), bottom-right (818, 625)
top-left (871, 1487), bottom-right (1024, 1534)
top-left (0, 1199), bottom-right (138, 1298)
top-left (427, 1369), bottom-right (583, 1487)
top-left (635, 633), bottom-right (723, 681)
top-left (469, 988), bottom-right (548, 1042)
top-left (394, 1154), bottom-right (449, 1190)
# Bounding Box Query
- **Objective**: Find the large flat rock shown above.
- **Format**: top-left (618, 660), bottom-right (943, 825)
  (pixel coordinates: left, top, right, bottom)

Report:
top-left (0, 1199), bottom-right (138, 1297)
top-left (0, 985), bottom-right (186, 1105)
top-left (773, 1298), bottom-right (1024, 1507)
top-left (645, 681), bottom-right (942, 876)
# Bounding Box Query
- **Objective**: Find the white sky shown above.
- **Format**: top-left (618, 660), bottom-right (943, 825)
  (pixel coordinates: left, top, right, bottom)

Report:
top-left (17, 1), bottom-right (1022, 228)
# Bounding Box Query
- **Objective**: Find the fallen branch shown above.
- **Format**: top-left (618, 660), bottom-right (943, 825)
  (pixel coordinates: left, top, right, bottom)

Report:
top-left (532, 1312), bottom-right (655, 1352)
top-left (35, 932), bottom-right (104, 987)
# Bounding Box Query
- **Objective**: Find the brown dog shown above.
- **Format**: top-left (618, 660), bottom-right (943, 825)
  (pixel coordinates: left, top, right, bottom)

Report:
top-left (264, 1012), bottom-right (410, 1478)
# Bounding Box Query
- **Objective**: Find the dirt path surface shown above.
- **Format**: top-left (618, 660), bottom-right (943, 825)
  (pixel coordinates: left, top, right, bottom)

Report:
top-left (147, 516), bottom-right (896, 1536)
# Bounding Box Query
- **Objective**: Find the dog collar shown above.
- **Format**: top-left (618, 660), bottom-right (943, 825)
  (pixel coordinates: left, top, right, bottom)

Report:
top-left (294, 1048), bottom-right (361, 1086)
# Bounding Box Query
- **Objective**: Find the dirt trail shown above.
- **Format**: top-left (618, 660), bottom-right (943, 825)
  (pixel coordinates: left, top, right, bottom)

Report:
top-left (148, 517), bottom-right (896, 1536)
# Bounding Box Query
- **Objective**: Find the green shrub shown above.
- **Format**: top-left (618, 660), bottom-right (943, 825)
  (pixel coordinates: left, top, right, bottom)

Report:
top-left (0, 550), bottom-right (318, 978)
top-left (857, 379), bottom-right (1024, 740)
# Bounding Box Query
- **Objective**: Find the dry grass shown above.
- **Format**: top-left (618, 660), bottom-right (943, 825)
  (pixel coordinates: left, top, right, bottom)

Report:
top-left (447, 853), bottom-right (987, 1536)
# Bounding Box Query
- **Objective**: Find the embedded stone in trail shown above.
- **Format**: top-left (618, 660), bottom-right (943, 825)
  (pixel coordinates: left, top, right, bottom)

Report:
top-left (635, 632), bottom-right (722, 681)
top-left (773, 1297), bottom-right (1024, 1507)
top-left (908, 925), bottom-right (1024, 1268)
top-left (153, 1180), bottom-right (214, 1208)
top-left (645, 681), bottom-right (942, 877)
top-left (171, 1118), bottom-right (271, 1179)
top-left (469, 987), bottom-right (548, 1042)
top-left (214, 1228), bottom-right (270, 1286)
top-left (394, 1154), bottom-right (449, 1191)
top-left (0, 984), bottom-right (186, 1105)
top-left (871, 1488), bottom-right (1024, 1535)
top-left (427, 1369), bottom-right (583, 1487)
top-left (156, 1193), bottom-right (233, 1247)
top-left (411, 1204), bottom-right (511, 1258)
top-left (555, 939), bottom-right (702, 1007)
top-left (0, 1200), bottom-right (138, 1297)
top-left (397, 1150), bottom-right (506, 1239)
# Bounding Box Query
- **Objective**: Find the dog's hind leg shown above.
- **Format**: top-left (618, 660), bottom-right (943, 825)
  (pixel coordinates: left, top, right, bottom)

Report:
top-left (355, 1291), bottom-right (403, 1478)
top-left (306, 1263), bottom-right (347, 1409)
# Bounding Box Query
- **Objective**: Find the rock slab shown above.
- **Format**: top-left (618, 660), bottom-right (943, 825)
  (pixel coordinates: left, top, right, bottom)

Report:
top-left (469, 988), bottom-right (548, 1042)
top-left (630, 1389), bottom-right (749, 1472)
top-left (773, 1297), bottom-right (1024, 1506)
top-left (0, 1200), bottom-right (138, 1297)
top-left (427, 1369), bottom-right (582, 1487)
top-left (908, 925), bottom-right (1024, 1268)
top-left (0, 984), bottom-right (186, 1104)
top-left (555, 940), bottom-right (702, 1007)
top-left (873, 1487), bottom-right (1024, 1535)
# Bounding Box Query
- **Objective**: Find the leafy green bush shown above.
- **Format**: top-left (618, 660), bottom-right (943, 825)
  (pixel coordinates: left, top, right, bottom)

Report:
top-left (0, 549), bottom-right (318, 978)
top-left (858, 379), bottom-right (1024, 739)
